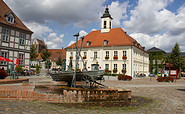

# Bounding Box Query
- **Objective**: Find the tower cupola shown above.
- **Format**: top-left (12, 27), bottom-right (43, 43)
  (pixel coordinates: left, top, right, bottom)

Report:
top-left (101, 1), bottom-right (113, 33)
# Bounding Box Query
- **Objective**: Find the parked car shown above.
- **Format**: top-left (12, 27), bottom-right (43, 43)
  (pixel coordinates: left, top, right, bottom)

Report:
top-left (157, 73), bottom-right (164, 77)
top-left (149, 72), bottom-right (155, 77)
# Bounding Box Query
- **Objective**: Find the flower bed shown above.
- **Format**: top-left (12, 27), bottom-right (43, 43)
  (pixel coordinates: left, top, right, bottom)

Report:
top-left (0, 68), bottom-right (8, 79)
top-left (118, 74), bottom-right (132, 81)
top-left (156, 77), bottom-right (174, 82)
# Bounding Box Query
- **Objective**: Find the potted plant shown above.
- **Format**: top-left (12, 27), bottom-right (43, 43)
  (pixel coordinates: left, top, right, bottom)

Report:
top-left (15, 65), bottom-right (23, 76)
top-left (83, 56), bottom-right (87, 59)
top-left (105, 56), bottom-right (109, 60)
top-left (122, 56), bottom-right (127, 60)
top-left (113, 69), bottom-right (118, 73)
top-left (121, 69), bottom-right (126, 74)
top-left (113, 56), bottom-right (118, 60)
top-left (35, 64), bottom-right (40, 76)
top-left (105, 68), bottom-right (109, 73)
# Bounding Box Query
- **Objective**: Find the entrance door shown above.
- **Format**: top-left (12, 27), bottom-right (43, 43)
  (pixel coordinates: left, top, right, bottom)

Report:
top-left (91, 64), bottom-right (99, 71)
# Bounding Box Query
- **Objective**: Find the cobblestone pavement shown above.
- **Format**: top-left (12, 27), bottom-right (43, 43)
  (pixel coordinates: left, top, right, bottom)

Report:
top-left (0, 75), bottom-right (184, 114)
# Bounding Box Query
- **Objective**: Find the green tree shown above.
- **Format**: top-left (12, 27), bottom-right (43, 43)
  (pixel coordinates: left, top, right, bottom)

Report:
top-left (169, 43), bottom-right (182, 68)
top-left (30, 44), bottom-right (38, 61)
top-left (56, 56), bottom-right (62, 66)
top-left (41, 46), bottom-right (52, 61)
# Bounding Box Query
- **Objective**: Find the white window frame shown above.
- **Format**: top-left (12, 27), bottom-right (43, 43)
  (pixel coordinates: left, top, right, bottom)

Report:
top-left (123, 51), bottom-right (127, 56)
top-left (20, 33), bottom-right (26, 45)
top-left (114, 64), bottom-right (117, 69)
top-left (1, 52), bottom-right (8, 65)
top-left (122, 64), bottom-right (126, 70)
top-left (105, 64), bottom-right (109, 69)
top-left (2, 28), bottom-right (10, 42)
top-left (114, 51), bottom-right (118, 57)
top-left (84, 52), bottom-right (87, 57)
top-left (94, 52), bottom-right (97, 58)
top-left (19, 53), bottom-right (24, 65)
top-left (106, 51), bottom-right (109, 57)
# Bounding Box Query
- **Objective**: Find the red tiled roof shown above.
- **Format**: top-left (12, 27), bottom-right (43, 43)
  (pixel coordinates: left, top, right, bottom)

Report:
top-left (48, 49), bottom-right (66, 62)
top-left (0, 0), bottom-right (33, 33)
top-left (36, 49), bottom-right (66, 62)
top-left (66, 28), bottom-right (145, 51)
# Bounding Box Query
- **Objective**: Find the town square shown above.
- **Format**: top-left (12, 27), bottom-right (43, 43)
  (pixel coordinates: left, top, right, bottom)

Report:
top-left (0, 0), bottom-right (185, 113)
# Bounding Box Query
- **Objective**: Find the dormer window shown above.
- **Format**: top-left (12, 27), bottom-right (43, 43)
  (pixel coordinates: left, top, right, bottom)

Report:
top-left (5, 12), bottom-right (15, 24)
top-left (104, 40), bottom-right (109, 45)
top-left (86, 41), bottom-right (91, 46)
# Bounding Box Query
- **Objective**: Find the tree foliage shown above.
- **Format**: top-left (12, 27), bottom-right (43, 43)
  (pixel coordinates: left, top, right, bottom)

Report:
top-left (30, 44), bottom-right (38, 61)
top-left (56, 56), bottom-right (62, 66)
top-left (41, 46), bottom-right (51, 61)
top-left (167, 43), bottom-right (182, 68)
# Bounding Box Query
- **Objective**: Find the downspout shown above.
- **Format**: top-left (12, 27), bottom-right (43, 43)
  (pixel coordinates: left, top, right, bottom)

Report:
top-left (131, 46), bottom-right (133, 77)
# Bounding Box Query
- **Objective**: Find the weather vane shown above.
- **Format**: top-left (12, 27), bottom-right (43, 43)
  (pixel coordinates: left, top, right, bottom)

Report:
top-left (106, 0), bottom-right (108, 7)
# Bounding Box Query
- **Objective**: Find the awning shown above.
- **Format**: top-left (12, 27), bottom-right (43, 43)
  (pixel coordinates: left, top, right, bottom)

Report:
top-left (0, 56), bottom-right (13, 62)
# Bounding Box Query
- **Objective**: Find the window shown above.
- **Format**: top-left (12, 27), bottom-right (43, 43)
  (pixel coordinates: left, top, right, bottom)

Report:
top-left (1, 52), bottom-right (8, 65)
top-left (19, 53), bottom-right (24, 65)
top-left (7, 16), bottom-right (14, 23)
top-left (86, 41), bottom-right (91, 46)
top-left (104, 21), bottom-right (106, 28)
top-left (104, 40), bottom-right (108, 45)
top-left (114, 64), bottom-right (117, 69)
top-left (123, 64), bottom-right (126, 70)
top-left (123, 51), bottom-right (127, 56)
top-left (20, 33), bottom-right (26, 45)
top-left (106, 51), bottom-right (109, 57)
top-left (105, 64), bottom-right (109, 69)
top-left (2, 28), bottom-right (10, 42)
top-left (84, 52), bottom-right (87, 57)
top-left (114, 51), bottom-right (118, 57)
top-left (94, 52), bottom-right (97, 58)
top-left (70, 52), bottom-right (73, 57)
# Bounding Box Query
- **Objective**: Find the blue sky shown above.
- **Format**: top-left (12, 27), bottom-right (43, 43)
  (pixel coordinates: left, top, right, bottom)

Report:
top-left (4, 0), bottom-right (185, 52)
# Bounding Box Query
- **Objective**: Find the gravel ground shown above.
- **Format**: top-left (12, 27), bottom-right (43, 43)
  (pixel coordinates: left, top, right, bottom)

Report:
top-left (0, 75), bottom-right (184, 114)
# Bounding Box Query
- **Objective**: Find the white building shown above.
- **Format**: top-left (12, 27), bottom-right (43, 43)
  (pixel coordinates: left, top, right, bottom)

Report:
top-left (0, 0), bottom-right (33, 70)
top-left (66, 4), bottom-right (149, 77)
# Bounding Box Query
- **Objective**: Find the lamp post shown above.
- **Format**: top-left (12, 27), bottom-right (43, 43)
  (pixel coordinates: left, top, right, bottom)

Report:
top-left (71, 33), bottom-right (79, 88)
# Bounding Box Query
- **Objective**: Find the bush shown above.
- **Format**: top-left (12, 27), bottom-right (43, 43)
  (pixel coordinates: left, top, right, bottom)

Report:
top-left (156, 77), bottom-right (174, 82)
top-left (35, 64), bottom-right (40, 74)
top-left (15, 65), bottom-right (23, 75)
top-left (0, 68), bottom-right (8, 79)
top-left (118, 74), bottom-right (132, 81)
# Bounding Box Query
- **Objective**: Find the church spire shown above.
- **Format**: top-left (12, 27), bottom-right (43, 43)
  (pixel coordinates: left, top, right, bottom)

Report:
top-left (101, 0), bottom-right (113, 33)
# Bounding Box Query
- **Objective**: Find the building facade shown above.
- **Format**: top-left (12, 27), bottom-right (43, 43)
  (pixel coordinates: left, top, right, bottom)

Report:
top-left (66, 4), bottom-right (149, 77)
top-left (147, 47), bottom-right (166, 74)
top-left (32, 38), bottom-right (46, 53)
top-left (0, 0), bottom-right (33, 70)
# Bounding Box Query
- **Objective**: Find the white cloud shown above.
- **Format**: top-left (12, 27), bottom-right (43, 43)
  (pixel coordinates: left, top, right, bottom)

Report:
top-left (123, 0), bottom-right (174, 34)
top-left (109, 1), bottom-right (129, 27)
top-left (4, 0), bottom-right (105, 28)
top-left (25, 22), bottom-right (64, 49)
top-left (123, 0), bottom-right (185, 52)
